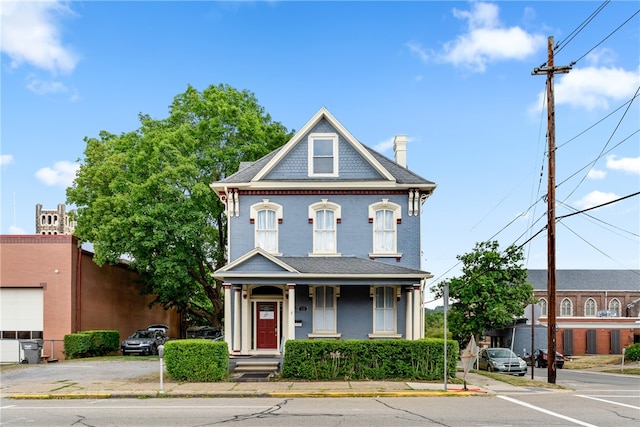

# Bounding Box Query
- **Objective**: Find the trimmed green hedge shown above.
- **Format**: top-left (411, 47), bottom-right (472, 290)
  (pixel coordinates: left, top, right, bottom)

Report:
top-left (163, 339), bottom-right (229, 382)
top-left (625, 343), bottom-right (640, 361)
top-left (281, 339), bottom-right (458, 380)
top-left (64, 330), bottom-right (120, 358)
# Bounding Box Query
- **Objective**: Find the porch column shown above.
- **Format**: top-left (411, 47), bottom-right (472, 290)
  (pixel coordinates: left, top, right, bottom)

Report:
top-left (413, 284), bottom-right (422, 340)
top-left (223, 283), bottom-right (232, 351)
top-left (241, 285), bottom-right (250, 355)
top-left (233, 286), bottom-right (241, 352)
top-left (287, 284), bottom-right (296, 342)
top-left (405, 287), bottom-right (413, 340)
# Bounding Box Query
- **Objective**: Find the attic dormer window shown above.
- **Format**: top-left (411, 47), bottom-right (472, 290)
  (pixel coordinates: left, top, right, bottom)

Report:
top-left (308, 133), bottom-right (338, 177)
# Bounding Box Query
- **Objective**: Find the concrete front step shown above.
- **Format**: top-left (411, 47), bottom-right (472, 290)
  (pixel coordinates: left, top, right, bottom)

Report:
top-left (233, 361), bottom-right (280, 373)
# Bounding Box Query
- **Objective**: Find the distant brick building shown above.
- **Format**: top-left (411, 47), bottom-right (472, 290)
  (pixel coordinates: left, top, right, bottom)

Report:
top-left (0, 235), bottom-right (182, 362)
top-left (528, 269), bottom-right (640, 356)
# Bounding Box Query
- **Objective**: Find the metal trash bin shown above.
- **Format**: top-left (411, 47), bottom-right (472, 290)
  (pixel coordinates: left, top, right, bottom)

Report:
top-left (20, 339), bottom-right (43, 364)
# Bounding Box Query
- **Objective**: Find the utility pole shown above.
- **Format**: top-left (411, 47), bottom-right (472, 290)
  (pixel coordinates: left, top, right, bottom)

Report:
top-left (532, 36), bottom-right (571, 384)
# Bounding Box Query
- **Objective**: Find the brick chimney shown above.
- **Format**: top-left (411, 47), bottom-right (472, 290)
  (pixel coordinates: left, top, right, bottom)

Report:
top-left (393, 135), bottom-right (407, 168)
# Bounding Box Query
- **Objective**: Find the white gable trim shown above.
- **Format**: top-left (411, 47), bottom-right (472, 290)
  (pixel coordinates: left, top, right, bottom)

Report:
top-left (252, 107), bottom-right (395, 182)
top-left (214, 248), bottom-right (299, 273)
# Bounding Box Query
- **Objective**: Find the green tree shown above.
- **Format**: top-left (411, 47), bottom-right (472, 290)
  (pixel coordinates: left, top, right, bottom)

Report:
top-left (432, 241), bottom-right (534, 345)
top-left (66, 84), bottom-right (292, 327)
top-left (424, 309), bottom-right (452, 339)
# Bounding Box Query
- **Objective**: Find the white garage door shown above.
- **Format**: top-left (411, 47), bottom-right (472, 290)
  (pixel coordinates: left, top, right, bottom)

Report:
top-left (0, 288), bottom-right (44, 363)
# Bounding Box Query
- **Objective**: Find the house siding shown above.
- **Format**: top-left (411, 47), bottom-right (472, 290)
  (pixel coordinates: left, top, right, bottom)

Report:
top-left (265, 120), bottom-right (384, 181)
top-left (230, 193), bottom-right (421, 268)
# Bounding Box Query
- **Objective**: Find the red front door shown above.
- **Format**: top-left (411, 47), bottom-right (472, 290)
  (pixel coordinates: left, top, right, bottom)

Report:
top-left (256, 302), bottom-right (278, 349)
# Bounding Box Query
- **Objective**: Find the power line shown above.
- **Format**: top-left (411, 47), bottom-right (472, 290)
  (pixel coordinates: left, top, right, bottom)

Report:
top-left (555, 0), bottom-right (610, 56)
top-left (571, 8), bottom-right (640, 66)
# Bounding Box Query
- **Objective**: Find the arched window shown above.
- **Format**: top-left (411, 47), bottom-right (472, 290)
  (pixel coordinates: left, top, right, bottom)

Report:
top-left (250, 200), bottom-right (283, 254)
top-left (539, 298), bottom-right (548, 317)
top-left (584, 298), bottom-right (597, 317)
top-left (309, 200), bottom-right (341, 255)
top-left (560, 298), bottom-right (573, 316)
top-left (368, 200), bottom-right (402, 256)
top-left (609, 298), bottom-right (621, 317)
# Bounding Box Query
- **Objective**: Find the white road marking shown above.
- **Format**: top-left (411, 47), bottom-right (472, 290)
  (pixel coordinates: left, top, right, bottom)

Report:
top-left (498, 395), bottom-right (597, 427)
top-left (576, 394), bottom-right (640, 410)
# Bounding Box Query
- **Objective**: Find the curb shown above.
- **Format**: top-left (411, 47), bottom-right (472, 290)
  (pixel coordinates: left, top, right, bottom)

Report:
top-left (7, 390), bottom-right (489, 400)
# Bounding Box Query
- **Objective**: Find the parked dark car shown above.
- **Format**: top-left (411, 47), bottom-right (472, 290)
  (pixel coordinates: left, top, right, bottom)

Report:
top-left (186, 326), bottom-right (222, 340)
top-left (475, 348), bottom-right (527, 376)
top-left (525, 349), bottom-right (565, 369)
top-left (121, 329), bottom-right (168, 356)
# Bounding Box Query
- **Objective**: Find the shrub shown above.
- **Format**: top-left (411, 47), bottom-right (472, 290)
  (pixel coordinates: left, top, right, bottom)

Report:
top-left (281, 338), bottom-right (458, 381)
top-left (624, 343), bottom-right (640, 362)
top-left (64, 333), bottom-right (93, 359)
top-left (163, 339), bottom-right (229, 382)
top-left (63, 330), bottom-right (120, 359)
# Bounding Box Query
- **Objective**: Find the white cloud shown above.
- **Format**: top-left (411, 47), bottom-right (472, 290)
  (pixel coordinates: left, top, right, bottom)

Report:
top-left (35, 160), bottom-right (79, 187)
top-left (407, 41), bottom-right (429, 63)
top-left (8, 225), bottom-right (26, 235)
top-left (574, 190), bottom-right (619, 209)
top-left (437, 2), bottom-right (545, 72)
top-left (0, 0), bottom-right (78, 74)
top-left (26, 74), bottom-right (69, 95)
top-left (554, 66), bottom-right (640, 110)
top-left (606, 155), bottom-right (640, 175)
top-left (587, 168), bottom-right (607, 180)
top-left (373, 137), bottom-right (395, 153)
top-left (0, 154), bottom-right (14, 165)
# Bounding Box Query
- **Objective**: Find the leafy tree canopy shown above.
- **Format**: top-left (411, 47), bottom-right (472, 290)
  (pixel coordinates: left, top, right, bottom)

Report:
top-left (431, 241), bottom-right (534, 345)
top-left (66, 84), bottom-right (293, 327)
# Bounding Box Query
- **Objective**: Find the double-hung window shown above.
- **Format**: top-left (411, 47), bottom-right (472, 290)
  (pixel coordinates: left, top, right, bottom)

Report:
top-left (309, 200), bottom-right (341, 255)
top-left (308, 133), bottom-right (338, 177)
top-left (313, 286), bottom-right (336, 333)
top-left (373, 286), bottom-right (396, 333)
top-left (369, 200), bottom-right (401, 257)
top-left (250, 200), bottom-right (283, 254)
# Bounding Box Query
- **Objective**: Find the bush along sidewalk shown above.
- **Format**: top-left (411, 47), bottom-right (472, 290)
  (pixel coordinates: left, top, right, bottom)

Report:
top-left (281, 339), bottom-right (458, 381)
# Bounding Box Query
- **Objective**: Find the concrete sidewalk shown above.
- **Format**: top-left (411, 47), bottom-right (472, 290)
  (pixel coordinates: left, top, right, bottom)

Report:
top-left (1, 371), bottom-right (526, 399)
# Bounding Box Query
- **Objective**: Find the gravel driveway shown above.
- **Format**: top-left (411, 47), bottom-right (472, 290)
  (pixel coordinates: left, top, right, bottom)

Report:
top-left (0, 358), bottom-right (160, 384)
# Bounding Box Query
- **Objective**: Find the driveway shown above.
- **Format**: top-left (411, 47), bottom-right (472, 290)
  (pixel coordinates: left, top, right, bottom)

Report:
top-left (0, 358), bottom-right (159, 384)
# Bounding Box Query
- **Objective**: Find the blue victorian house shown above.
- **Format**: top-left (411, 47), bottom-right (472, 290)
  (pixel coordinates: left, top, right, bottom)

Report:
top-left (210, 108), bottom-right (437, 356)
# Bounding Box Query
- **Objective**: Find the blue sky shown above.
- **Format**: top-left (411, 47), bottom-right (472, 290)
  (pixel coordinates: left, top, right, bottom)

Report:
top-left (2, 1), bottom-right (639, 303)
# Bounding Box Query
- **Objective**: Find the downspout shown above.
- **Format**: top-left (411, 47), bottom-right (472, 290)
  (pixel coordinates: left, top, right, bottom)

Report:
top-left (76, 244), bottom-right (82, 332)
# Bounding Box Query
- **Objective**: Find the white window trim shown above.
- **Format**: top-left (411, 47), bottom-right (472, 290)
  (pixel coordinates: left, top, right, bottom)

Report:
top-left (370, 285), bottom-right (399, 336)
top-left (584, 298), bottom-right (597, 317)
top-left (308, 199), bottom-right (341, 256)
top-left (308, 133), bottom-right (339, 177)
top-left (309, 285), bottom-right (339, 335)
top-left (539, 298), bottom-right (548, 317)
top-left (368, 199), bottom-right (402, 257)
top-left (609, 298), bottom-right (621, 316)
top-left (560, 298), bottom-right (573, 317)
top-left (249, 200), bottom-right (283, 255)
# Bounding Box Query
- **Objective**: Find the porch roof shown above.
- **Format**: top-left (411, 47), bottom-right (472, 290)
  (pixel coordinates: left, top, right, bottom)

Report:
top-left (213, 250), bottom-right (432, 286)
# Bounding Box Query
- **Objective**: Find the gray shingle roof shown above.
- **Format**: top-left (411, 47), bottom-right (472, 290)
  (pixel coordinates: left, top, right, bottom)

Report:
top-left (527, 269), bottom-right (640, 291)
top-left (362, 145), bottom-right (435, 185)
top-left (279, 256), bottom-right (429, 276)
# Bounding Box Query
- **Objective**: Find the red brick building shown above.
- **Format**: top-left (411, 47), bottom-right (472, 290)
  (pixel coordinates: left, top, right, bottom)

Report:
top-left (528, 269), bottom-right (640, 355)
top-left (0, 235), bottom-right (181, 362)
